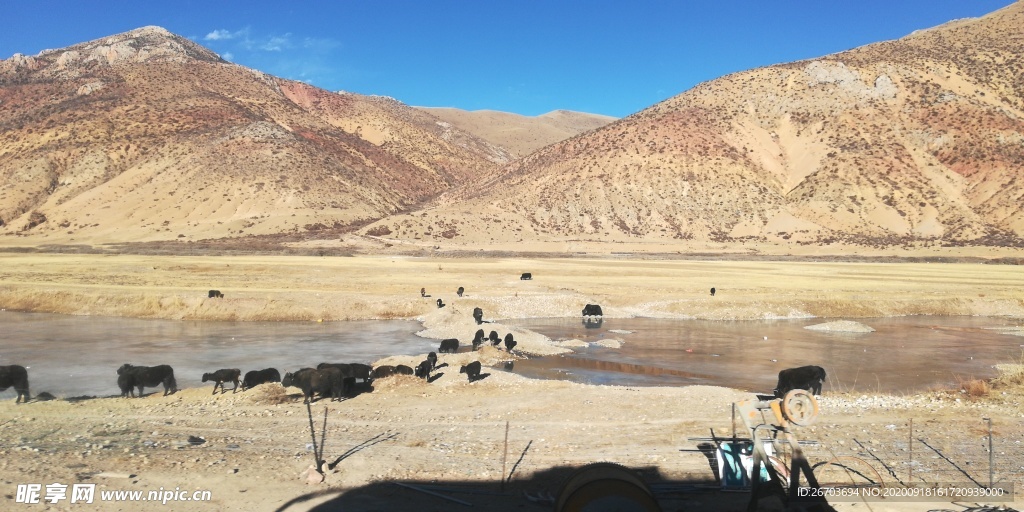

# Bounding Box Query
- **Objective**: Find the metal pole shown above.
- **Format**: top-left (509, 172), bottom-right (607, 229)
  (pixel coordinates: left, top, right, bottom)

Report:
top-left (501, 421), bottom-right (510, 492)
top-left (306, 402), bottom-right (323, 475)
top-left (394, 483), bottom-right (472, 506)
top-left (908, 418), bottom-right (913, 482)
top-left (984, 417), bottom-right (993, 489)
top-left (732, 403), bottom-right (737, 439)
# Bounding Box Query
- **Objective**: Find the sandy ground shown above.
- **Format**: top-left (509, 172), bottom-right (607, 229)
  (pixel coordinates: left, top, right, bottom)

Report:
top-left (1, 254), bottom-right (1023, 511)
top-left (2, 370), bottom-right (1022, 512)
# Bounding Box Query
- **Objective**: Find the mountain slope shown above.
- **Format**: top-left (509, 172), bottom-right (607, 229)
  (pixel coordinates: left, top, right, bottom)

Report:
top-left (416, 108), bottom-right (617, 158)
top-left (362, 3), bottom-right (1024, 251)
top-left (0, 27), bottom-right (505, 244)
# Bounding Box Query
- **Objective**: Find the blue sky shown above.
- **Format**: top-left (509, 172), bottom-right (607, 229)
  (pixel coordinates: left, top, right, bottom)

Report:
top-left (1, 1), bottom-right (1014, 118)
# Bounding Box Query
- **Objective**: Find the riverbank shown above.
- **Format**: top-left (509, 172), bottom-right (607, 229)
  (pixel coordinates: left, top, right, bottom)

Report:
top-left (2, 253), bottom-right (1023, 322)
top-left (1, 364), bottom-right (1022, 512)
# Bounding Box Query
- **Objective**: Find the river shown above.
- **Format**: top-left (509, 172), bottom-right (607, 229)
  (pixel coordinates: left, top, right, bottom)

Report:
top-left (1, 312), bottom-right (1021, 398)
top-left (507, 316), bottom-right (1024, 394)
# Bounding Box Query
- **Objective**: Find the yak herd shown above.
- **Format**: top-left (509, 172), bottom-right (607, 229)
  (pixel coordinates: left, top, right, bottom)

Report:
top-left (0, 302), bottom-right (520, 404)
top-left (2, 360), bottom-right (828, 405)
top-left (1, 280), bottom-right (827, 404)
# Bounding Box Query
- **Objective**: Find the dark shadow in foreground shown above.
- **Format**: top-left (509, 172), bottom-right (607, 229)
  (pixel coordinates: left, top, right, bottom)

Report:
top-left (274, 462), bottom-right (836, 512)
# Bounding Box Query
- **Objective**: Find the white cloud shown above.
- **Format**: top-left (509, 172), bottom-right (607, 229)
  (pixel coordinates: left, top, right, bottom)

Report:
top-left (260, 34), bottom-right (292, 52)
top-left (196, 27), bottom-right (348, 89)
top-left (202, 28), bottom-right (332, 55)
top-left (204, 29), bottom-right (235, 41)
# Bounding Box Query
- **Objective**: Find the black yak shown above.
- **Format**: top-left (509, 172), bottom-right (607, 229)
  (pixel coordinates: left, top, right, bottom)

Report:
top-left (117, 364), bottom-right (178, 397)
top-left (774, 365), bottom-right (827, 397)
top-left (241, 368), bottom-right (281, 391)
top-left (0, 365), bottom-right (31, 403)
top-left (415, 360), bottom-right (432, 379)
top-left (439, 338), bottom-right (459, 354)
top-left (460, 361), bottom-right (482, 382)
top-left (117, 373), bottom-right (135, 398)
top-left (371, 365), bottom-right (398, 379)
top-left (282, 367), bottom-right (344, 403)
top-left (202, 368), bottom-right (241, 394)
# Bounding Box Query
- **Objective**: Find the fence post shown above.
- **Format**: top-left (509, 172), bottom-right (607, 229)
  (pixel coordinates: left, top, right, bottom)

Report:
top-left (908, 418), bottom-right (913, 483)
top-left (501, 421), bottom-right (510, 492)
top-left (732, 403), bottom-right (737, 439)
top-left (983, 417), bottom-right (993, 489)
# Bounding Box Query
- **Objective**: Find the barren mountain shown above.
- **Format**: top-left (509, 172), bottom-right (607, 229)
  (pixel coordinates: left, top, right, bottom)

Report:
top-left (364, 2), bottom-right (1024, 252)
top-left (416, 107), bottom-right (617, 158)
top-left (0, 27), bottom-right (507, 244)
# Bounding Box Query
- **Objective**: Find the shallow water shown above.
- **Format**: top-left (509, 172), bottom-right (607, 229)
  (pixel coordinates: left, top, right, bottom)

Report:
top-left (0, 312), bottom-right (430, 398)
top-left (506, 316), bottom-right (1024, 394)
top-left (1, 312), bottom-right (1021, 398)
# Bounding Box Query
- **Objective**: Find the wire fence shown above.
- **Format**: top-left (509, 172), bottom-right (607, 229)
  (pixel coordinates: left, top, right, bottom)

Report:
top-left (793, 423), bottom-right (1024, 492)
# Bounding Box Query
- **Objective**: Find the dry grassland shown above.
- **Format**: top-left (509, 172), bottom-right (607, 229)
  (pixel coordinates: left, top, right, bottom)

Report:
top-left (1, 253), bottom-right (1023, 322)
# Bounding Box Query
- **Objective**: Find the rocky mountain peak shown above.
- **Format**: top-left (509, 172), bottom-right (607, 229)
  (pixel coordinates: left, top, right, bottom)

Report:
top-left (74, 25), bottom-right (223, 65)
top-left (1, 25), bottom-right (225, 77)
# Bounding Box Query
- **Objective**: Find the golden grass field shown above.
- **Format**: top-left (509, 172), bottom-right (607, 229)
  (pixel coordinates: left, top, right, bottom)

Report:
top-left (2, 253), bottom-right (1023, 323)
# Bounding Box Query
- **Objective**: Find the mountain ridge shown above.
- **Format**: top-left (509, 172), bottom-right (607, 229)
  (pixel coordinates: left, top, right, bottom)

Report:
top-left (415, 107), bottom-right (616, 159)
top-left (2, 6), bottom-right (1023, 256)
top-left (359, 1), bottom-right (1024, 253)
top-left (0, 26), bottom-right (506, 244)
